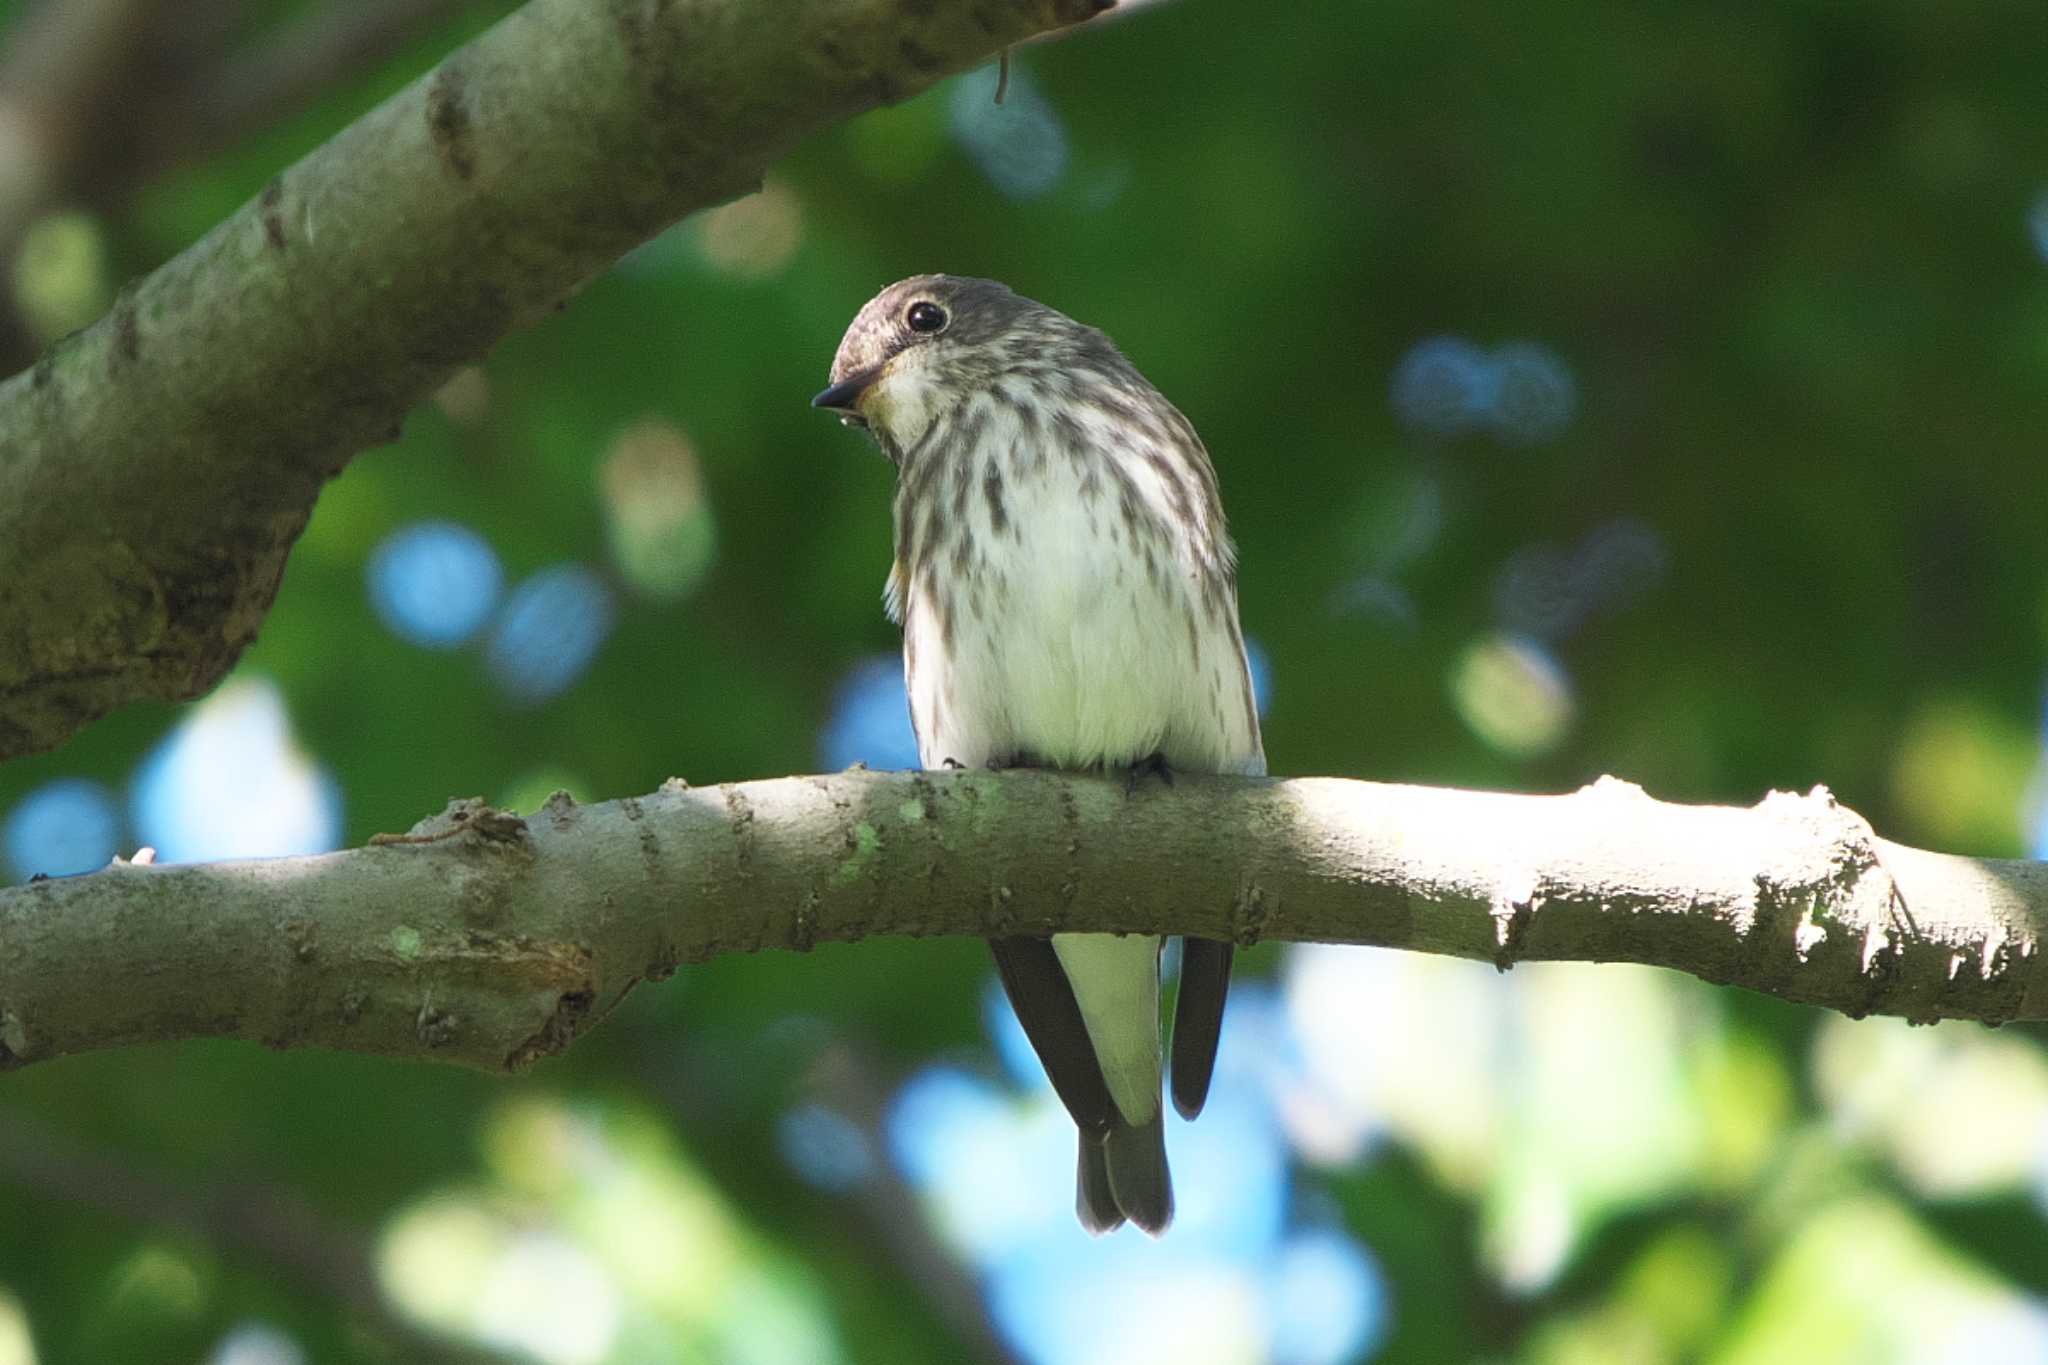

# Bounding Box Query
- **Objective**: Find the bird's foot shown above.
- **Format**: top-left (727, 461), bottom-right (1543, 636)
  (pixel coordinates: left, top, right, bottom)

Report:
top-left (1123, 752), bottom-right (1175, 796)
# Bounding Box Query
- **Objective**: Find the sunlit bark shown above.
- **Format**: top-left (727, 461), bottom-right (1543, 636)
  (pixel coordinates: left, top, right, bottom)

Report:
top-left (1, 771), bottom-right (2040, 1073)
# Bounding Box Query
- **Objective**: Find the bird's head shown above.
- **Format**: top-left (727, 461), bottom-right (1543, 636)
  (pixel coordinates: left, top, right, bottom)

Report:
top-left (813, 274), bottom-right (1037, 460)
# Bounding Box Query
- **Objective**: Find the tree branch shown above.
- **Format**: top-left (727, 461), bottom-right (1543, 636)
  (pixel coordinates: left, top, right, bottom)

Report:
top-left (1, 771), bottom-right (2043, 1074)
top-left (0, 0), bottom-right (1110, 760)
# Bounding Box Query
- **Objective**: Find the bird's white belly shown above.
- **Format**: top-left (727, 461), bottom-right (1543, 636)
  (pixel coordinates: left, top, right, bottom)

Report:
top-left (946, 477), bottom-right (1188, 769)
top-left (903, 402), bottom-right (1260, 778)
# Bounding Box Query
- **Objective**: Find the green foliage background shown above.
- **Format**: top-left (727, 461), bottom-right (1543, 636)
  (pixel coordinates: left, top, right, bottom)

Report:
top-left (3, 0), bottom-right (2048, 1360)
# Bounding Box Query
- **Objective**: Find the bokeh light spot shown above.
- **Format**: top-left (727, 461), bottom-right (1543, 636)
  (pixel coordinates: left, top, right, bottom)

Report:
top-left (1716, 1196), bottom-right (2048, 1364)
top-left (1890, 699), bottom-right (2033, 850)
top-left (1570, 517), bottom-right (1669, 618)
top-left (1815, 1012), bottom-right (2048, 1199)
top-left (1161, 1071), bottom-right (1290, 1251)
top-left (601, 419), bottom-right (718, 602)
top-left (906, 981), bottom-right (1309, 1365)
top-left (1264, 1230), bottom-right (1389, 1365)
top-left (14, 209), bottom-right (109, 342)
top-left (1389, 336), bottom-right (1493, 438)
top-left (3, 777), bottom-right (119, 881)
top-left (818, 655), bottom-right (919, 771)
top-left (1390, 338), bottom-right (1576, 445)
top-left (1486, 341), bottom-right (1578, 446)
top-left (990, 1256), bottom-right (1262, 1365)
top-left (0, 1291), bottom-right (31, 1365)
top-left (692, 177), bottom-right (806, 279)
top-left (1495, 521), bottom-right (1667, 642)
top-left (1246, 636), bottom-right (1275, 718)
top-left (473, 1235), bottom-right (621, 1365)
top-left (777, 1103), bottom-right (875, 1192)
top-left (206, 1323), bottom-right (306, 1365)
top-left (105, 1244), bottom-right (207, 1324)
top-left (1450, 633), bottom-right (1575, 757)
top-left (949, 63), bottom-right (1069, 199)
top-left (433, 366), bottom-right (491, 426)
top-left (382, 1188), bottom-right (631, 1365)
top-left (884, 1065), bottom-right (1052, 1258)
top-left (459, 1095), bottom-right (851, 1349)
top-left (131, 678), bottom-right (342, 863)
top-left (1937, 1301), bottom-right (2048, 1365)
top-left (485, 565), bottom-right (617, 706)
top-left (1492, 543), bottom-right (1581, 640)
top-left (2032, 779), bottom-right (2048, 863)
top-left (366, 520), bottom-right (504, 649)
top-left (1328, 574), bottom-right (1420, 632)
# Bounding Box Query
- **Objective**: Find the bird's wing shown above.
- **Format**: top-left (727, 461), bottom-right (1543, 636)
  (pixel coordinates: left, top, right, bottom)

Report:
top-left (1171, 938), bottom-right (1234, 1120)
top-left (1169, 605), bottom-right (1264, 1119)
top-left (989, 937), bottom-right (1117, 1133)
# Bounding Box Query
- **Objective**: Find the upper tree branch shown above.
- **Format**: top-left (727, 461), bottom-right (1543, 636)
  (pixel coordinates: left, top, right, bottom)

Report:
top-left (0, 0), bottom-right (1110, 760)
top-left (1, 771), bottom-right (2043, 1074)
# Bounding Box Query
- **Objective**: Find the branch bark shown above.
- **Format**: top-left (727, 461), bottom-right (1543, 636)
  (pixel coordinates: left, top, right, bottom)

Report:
top-left (0, 0), bottom-right (1109, 760)
top-left (1, 771), bottom-right (2043, 1075)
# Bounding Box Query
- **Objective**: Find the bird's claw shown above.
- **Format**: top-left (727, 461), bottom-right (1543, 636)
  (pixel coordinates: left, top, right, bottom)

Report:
top-left (1123, 752), bottom-right (1175, 796)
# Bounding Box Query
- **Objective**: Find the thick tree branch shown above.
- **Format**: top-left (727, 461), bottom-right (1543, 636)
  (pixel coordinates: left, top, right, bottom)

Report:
top-left (1, 771), bottom-right (2044, 1075)
top-left (0, 0), bottom-right (1109, 760)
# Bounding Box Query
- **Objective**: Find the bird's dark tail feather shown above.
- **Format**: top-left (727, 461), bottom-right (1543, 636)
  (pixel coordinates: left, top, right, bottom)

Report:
top-left (1170, 938), bottom-right (1234, 1120)
top-left (989, 938), bottom-right (1118, 1131)
top-left (1076, 1112), bottom-right (1174, 1237)
top-left (994, 937), bottom-right (1178, 1235)
top-left (1076, 1132), bottom-right (1124, 1235)
top-left (1103, 1109), bottom-right (1173, 1235)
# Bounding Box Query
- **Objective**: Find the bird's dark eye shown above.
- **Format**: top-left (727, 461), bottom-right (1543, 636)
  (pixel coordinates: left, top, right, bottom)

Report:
top-left (905, 301), bottom-right (948, 334)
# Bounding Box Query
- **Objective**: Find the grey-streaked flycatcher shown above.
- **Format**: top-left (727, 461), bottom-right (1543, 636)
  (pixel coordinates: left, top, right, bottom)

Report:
top-left (815, 275), bottom-right (1263, 1234)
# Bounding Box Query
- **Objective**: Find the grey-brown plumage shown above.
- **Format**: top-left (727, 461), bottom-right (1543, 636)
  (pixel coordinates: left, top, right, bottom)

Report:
top-left (815, 275), bottom-right (1263, 1235)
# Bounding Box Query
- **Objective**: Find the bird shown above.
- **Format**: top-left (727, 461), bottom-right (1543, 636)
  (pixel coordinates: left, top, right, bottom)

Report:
top-left (813, 275), bottom-right (1264, 1235)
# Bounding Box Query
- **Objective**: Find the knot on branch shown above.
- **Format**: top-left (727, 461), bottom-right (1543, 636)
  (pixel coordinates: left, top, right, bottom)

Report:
top-left (1748, 785), bottom-right (1904, 1012)
top-left (370, 797), bottom-right (531, 852)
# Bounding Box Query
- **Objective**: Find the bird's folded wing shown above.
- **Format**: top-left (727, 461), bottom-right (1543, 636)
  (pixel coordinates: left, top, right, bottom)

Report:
top-left (988, 937), bottom-right (1117, 1132)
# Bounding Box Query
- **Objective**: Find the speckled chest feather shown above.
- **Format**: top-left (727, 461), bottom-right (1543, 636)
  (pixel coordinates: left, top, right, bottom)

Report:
top-left (887, 346), bottom-right (1263, 779)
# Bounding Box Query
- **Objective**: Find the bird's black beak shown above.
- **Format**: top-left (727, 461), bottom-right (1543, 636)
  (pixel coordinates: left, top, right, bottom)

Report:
top-left (812, 368), bottom-right (880, 415)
